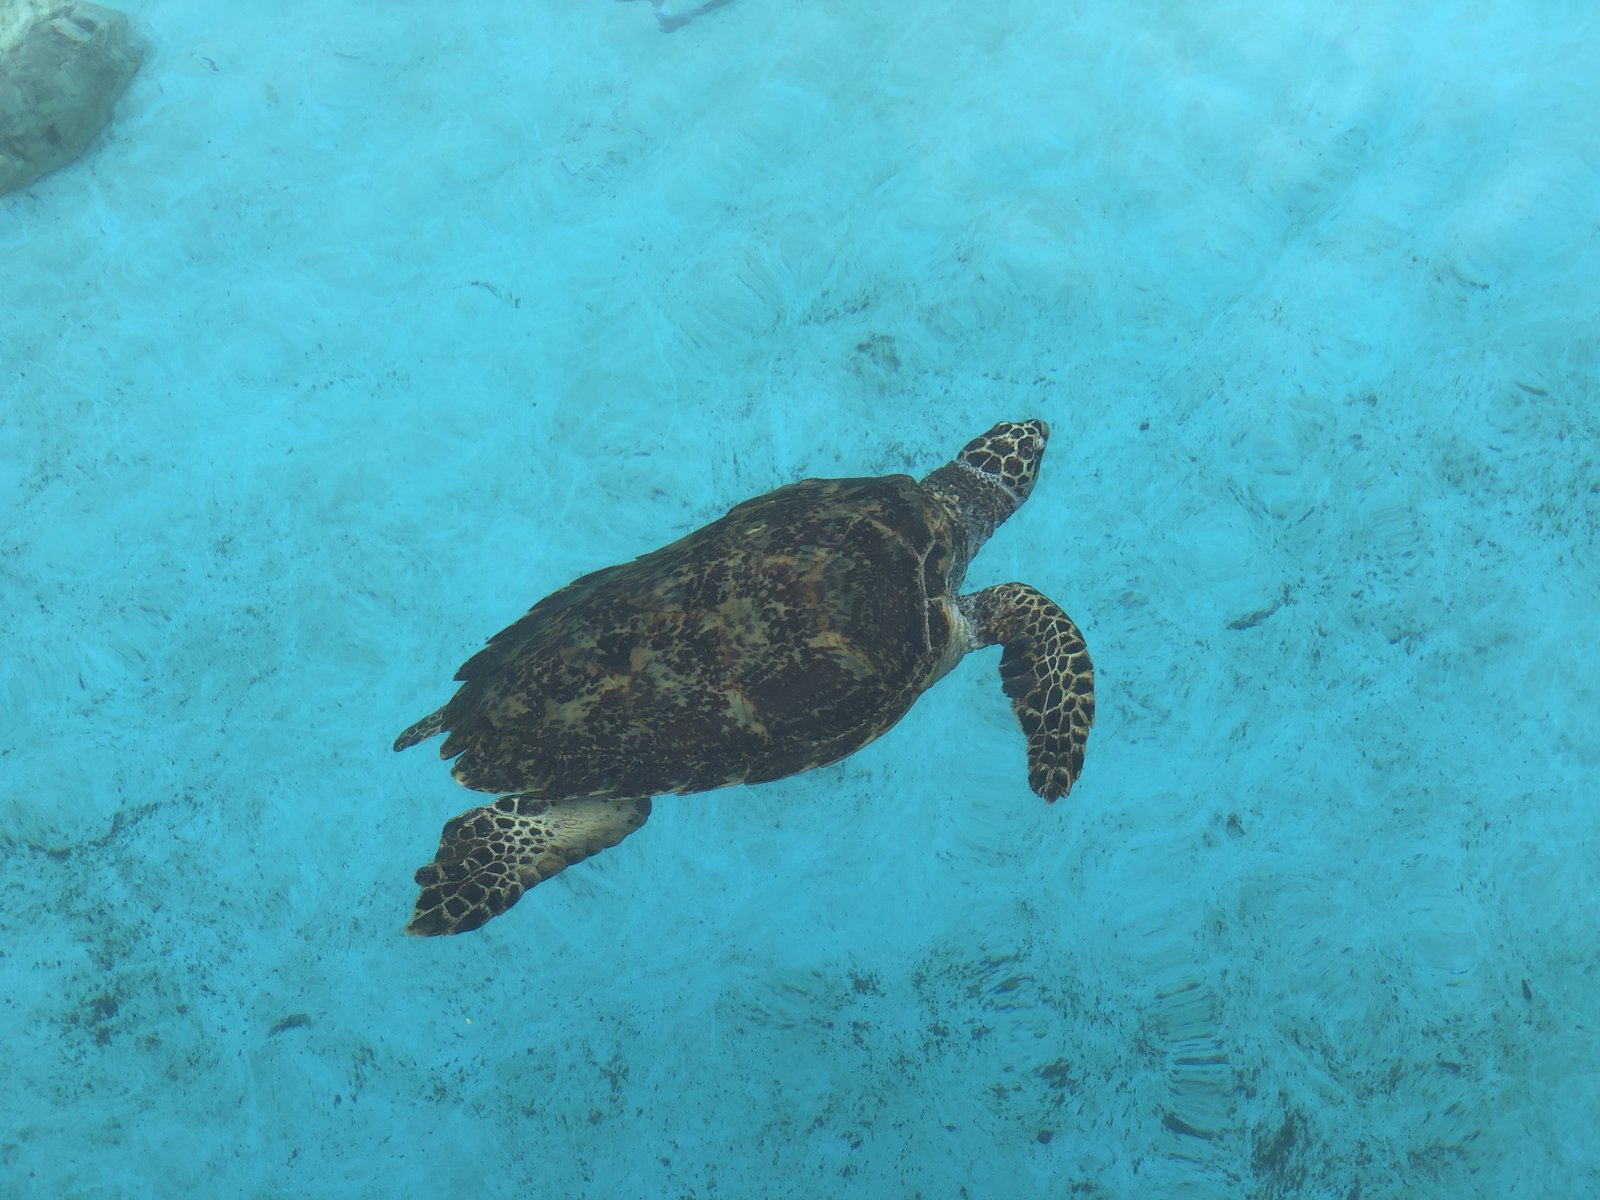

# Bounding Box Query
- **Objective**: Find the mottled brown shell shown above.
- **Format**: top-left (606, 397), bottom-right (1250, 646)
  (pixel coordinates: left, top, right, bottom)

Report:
top-left (420, 474), bottom-right (959, 800)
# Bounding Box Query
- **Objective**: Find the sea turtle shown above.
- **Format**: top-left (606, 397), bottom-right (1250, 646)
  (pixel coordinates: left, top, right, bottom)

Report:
top-left (395, 418), bottom-right (1094, 935)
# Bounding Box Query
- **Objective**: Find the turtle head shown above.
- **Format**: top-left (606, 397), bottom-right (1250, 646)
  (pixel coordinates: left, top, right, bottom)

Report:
top-left (954, 419), bottom-right (1050, 508)
top-left (921, 418), bottom-right (1051, 578)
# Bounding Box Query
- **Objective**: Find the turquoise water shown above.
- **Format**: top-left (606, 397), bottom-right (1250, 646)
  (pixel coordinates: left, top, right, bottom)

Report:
top-left (3, 0), bottom-right (1598, 1195)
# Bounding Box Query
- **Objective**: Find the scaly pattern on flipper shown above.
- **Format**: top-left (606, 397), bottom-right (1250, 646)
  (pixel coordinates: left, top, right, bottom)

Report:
top-left (963, 582), bottom-right (1095, 801)
top-left (408, 795), bottom-right (651, 936)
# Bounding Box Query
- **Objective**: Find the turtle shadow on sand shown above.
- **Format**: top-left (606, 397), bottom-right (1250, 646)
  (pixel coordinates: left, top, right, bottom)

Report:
top-left (394, 420), bottom-right (1095, 935)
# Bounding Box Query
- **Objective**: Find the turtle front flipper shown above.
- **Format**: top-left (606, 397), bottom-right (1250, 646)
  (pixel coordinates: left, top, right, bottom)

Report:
top-left (408, 795), bottom-right (652, 936)
top-left (962, 583), bottom-right (1095, 801)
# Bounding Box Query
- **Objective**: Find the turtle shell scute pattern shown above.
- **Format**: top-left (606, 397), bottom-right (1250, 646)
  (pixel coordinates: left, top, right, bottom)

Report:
top-left (431, 474), bottom-right (959, 801)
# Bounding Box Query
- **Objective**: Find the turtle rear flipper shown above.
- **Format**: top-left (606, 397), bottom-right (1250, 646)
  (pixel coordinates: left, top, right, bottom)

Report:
top-left (962, 583), bottom-right (1095, 802)
top-left (394, 707), bottom-right (446, 752)
top-left (408, 795), bottom-right (651, 936)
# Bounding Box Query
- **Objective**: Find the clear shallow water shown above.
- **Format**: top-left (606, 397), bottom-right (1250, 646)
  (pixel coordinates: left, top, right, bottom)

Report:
top-left (2, 1), bottom-right (1597, 1196)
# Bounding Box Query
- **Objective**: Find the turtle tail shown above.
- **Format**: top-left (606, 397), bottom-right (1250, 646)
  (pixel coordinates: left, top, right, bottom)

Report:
top-left (407, 794), bottom-right (652, 936)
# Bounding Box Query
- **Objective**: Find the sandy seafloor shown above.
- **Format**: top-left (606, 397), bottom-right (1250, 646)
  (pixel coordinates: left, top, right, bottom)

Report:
top-left (2, 0), bottom-right (1598, 1196)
